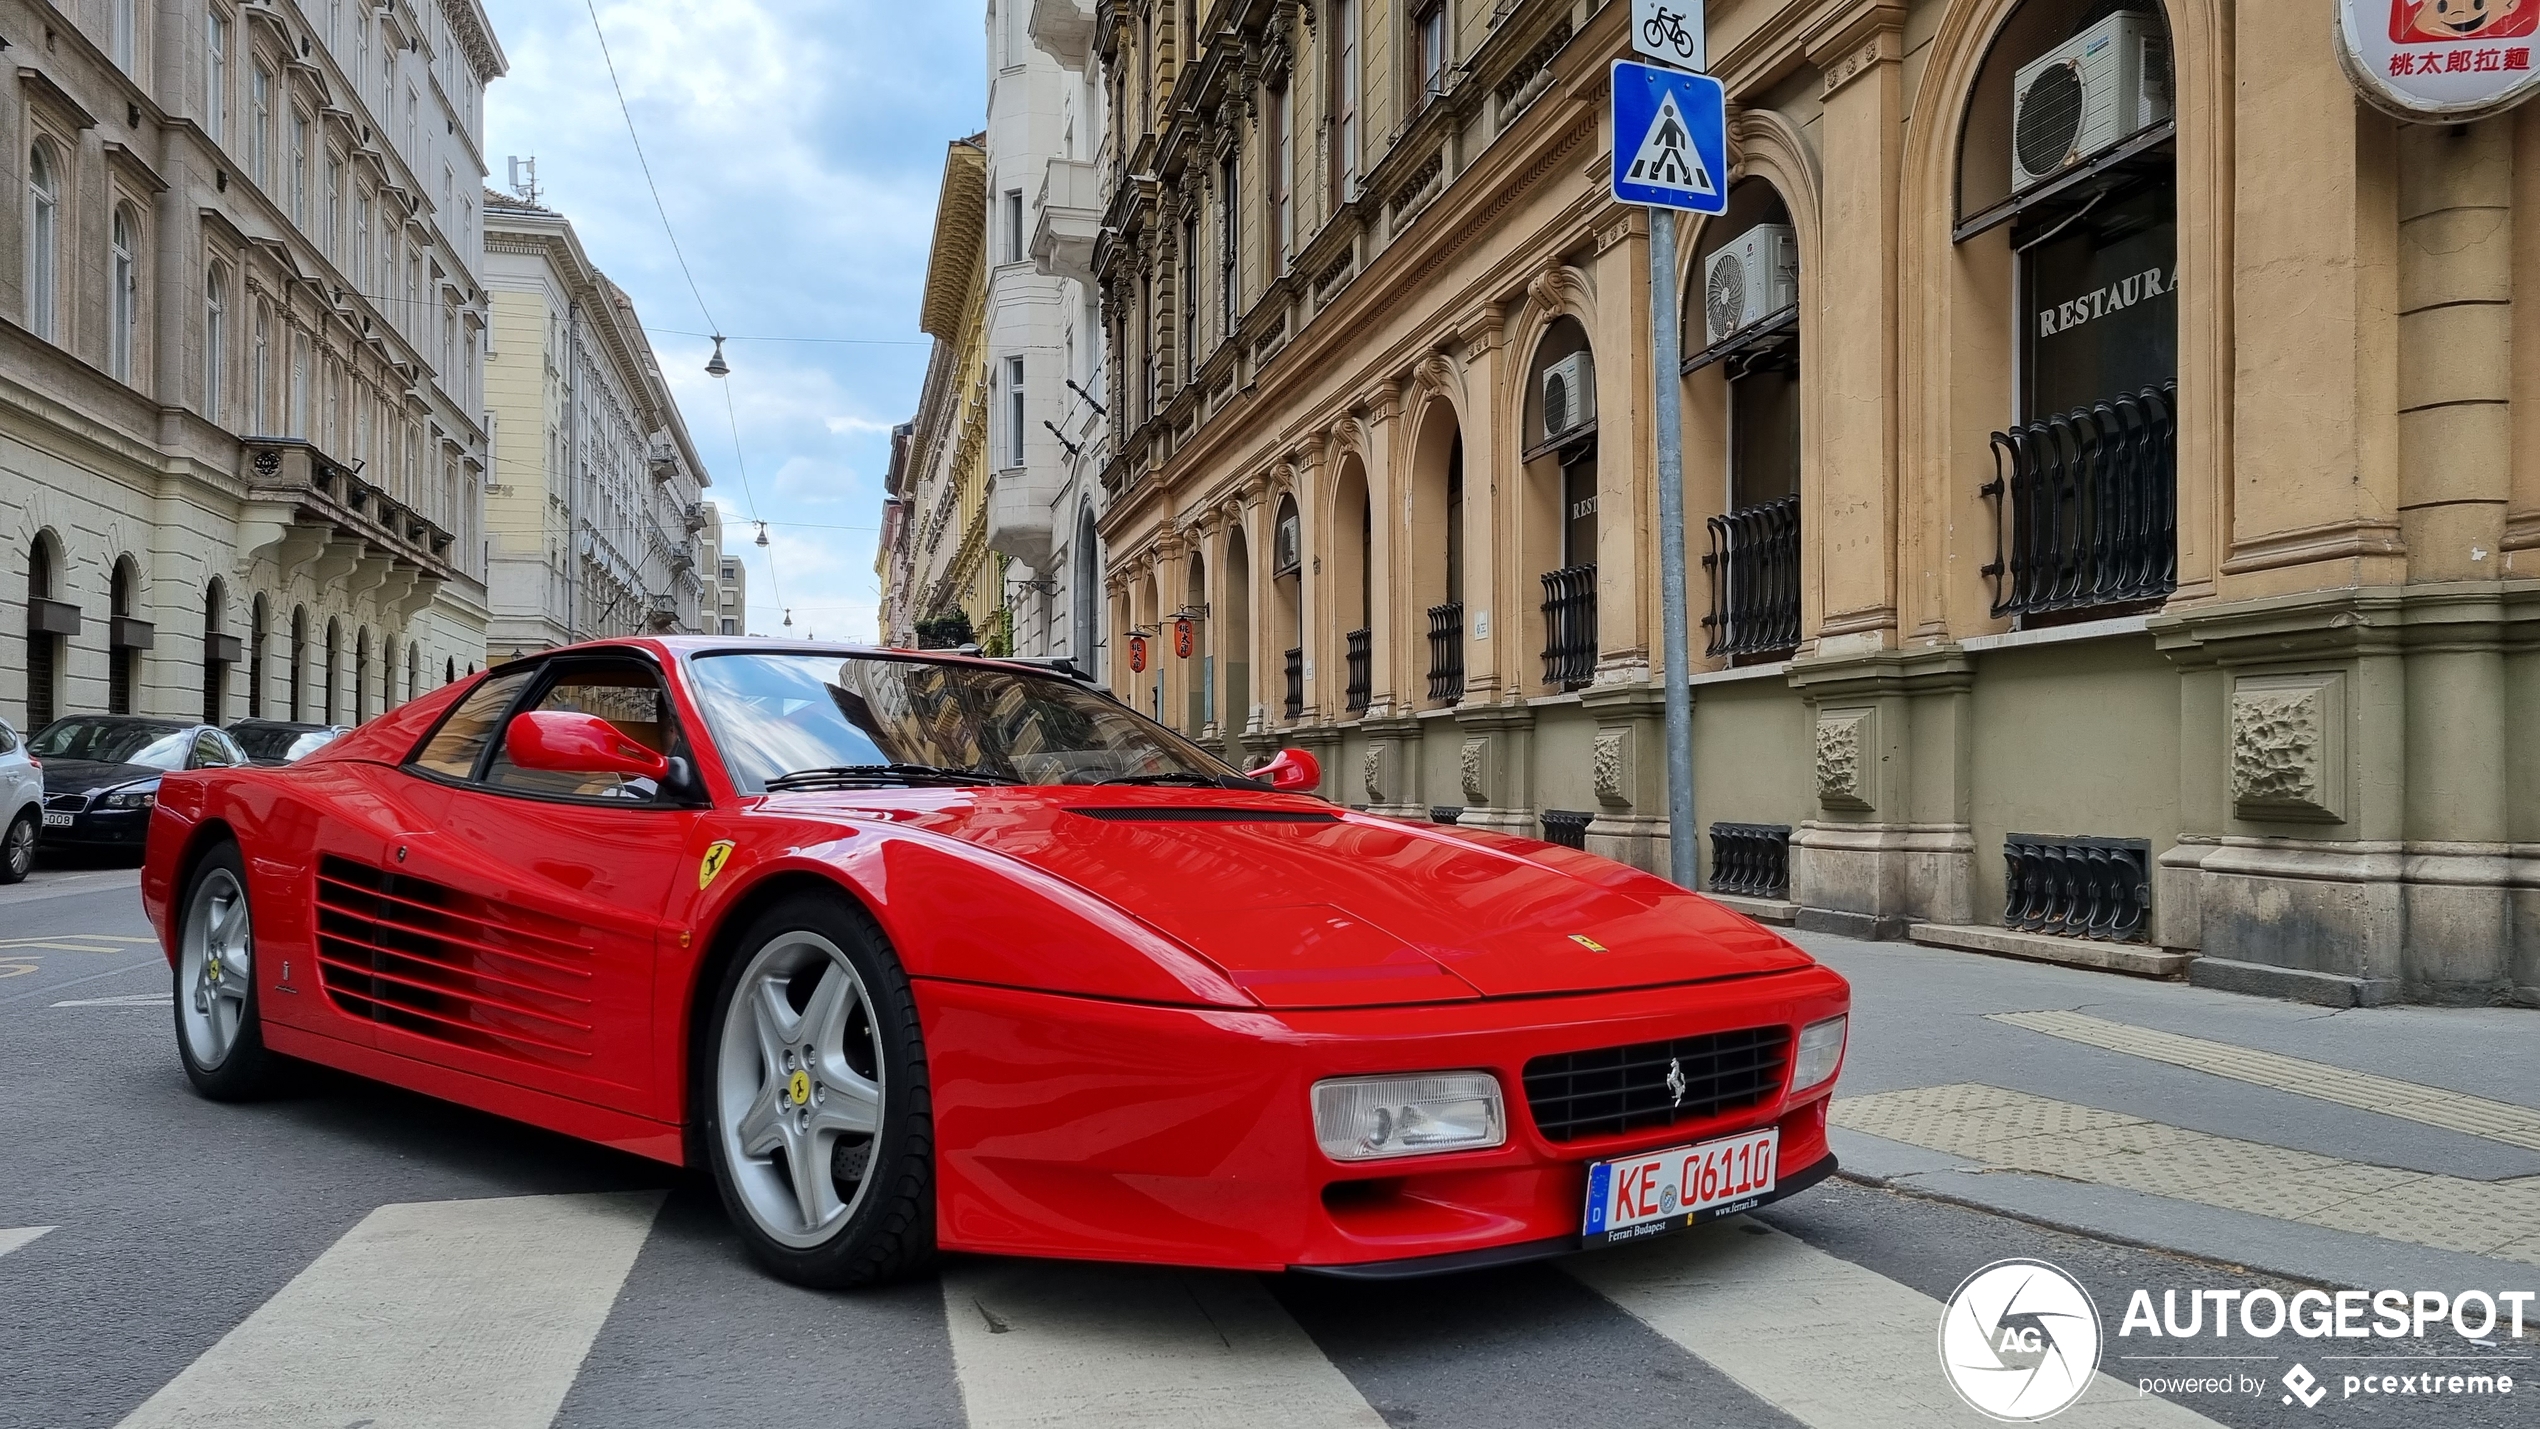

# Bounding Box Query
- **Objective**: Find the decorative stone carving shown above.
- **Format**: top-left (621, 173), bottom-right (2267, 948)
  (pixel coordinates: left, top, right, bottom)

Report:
top-left (1814, 708), bottom-right (1876, 812)
top-left (1592, 730), bottom-right (1628, 808)
top-left (1412, 352), bottom-right (1456, 401)
top-left (1362, 747), bottom-right (1384, 804)
top-left (2230, 673), bottom-right (2345, 822)
top-left (1460, 737), bottom-right (1489, 804)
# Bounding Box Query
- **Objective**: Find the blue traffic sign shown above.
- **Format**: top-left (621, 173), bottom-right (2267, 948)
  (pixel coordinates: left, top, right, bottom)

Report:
top-left (1610, 60), bottom-right (1727, 215)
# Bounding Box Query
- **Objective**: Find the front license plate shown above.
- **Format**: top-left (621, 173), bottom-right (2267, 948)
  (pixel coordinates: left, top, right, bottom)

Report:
top-left (1582, 1127), bottom-right (1779, 1245)
top-left (42, 811), bottom-right (71, 828)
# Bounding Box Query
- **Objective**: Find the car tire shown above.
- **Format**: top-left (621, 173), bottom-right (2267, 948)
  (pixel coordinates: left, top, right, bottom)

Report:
top-left (173, 841), bottom-right (281, 1100)
top-left (0, 810), bottom-right (34, 884)
top-left (696, 891), bottom-right (936, 1289)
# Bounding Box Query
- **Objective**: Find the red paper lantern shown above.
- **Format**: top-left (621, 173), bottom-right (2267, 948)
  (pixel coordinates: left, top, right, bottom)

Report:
top-left (1174, 617), bottom-right (1193, 659)
top-left (1128, 633), bottom-right (1148, 673)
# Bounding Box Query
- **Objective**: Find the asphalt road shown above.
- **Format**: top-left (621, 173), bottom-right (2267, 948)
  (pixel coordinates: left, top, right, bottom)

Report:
top-left (0, 864), bottom-right (2530, 1428)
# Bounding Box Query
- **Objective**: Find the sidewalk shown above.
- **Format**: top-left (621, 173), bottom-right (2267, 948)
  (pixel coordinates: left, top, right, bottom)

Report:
top-left (1803, 929), bottom-right (2540, 1297)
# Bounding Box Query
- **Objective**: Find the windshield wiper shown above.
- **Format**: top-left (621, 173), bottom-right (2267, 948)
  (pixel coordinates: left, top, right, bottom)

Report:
top-left (1094, 771), bottom-right (1262, 789)
top-left (765, 763), bottom-right (1020, 791)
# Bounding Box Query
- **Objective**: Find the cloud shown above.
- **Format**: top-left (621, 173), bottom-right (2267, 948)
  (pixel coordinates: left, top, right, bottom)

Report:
top-left (485, 0), bottom-right (979, 639)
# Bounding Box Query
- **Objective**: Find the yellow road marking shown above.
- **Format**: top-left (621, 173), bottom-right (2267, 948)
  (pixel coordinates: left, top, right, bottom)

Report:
top-left (0, 958), bottom-right (37, 979)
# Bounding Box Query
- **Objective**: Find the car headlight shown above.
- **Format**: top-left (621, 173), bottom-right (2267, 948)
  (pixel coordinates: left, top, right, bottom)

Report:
top-left (100, 787), bottom-right (158, 809)
top-left (1789, 1015), bottom-right (1847, 1093)
top-left (1312, 1072), bottom-right (1506, 1161)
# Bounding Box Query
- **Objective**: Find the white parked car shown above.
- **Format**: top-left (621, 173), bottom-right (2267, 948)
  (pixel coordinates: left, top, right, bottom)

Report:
top-left (0, 717), bottom-right (39, 883)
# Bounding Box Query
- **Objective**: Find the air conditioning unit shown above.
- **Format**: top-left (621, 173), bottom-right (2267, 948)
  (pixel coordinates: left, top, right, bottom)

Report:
top-left (1541, 352), bottom-right (1596, 444)
top-left (2009, 13), bottom-right (2171, 193)
top-left (1702, 224), bottom-right (1799, 347)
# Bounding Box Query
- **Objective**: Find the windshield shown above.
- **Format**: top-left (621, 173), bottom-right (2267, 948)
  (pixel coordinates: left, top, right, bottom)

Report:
top-left (231, 725), bottom-right (341, 763)
top-left (30, 720), bottom-right (192, 770)
top-left (687, 652), bottom-right (1239, 793)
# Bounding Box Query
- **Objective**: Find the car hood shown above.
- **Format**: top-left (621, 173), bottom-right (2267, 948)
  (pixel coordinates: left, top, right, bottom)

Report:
top-left (882, 793), bottom-right (1813, 1007)
top-left (40, 760), bottom-right (165, 796)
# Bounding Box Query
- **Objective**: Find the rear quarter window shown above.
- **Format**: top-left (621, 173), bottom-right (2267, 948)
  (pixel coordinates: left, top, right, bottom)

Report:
top-left (408, 669), bottom-right (535, 780)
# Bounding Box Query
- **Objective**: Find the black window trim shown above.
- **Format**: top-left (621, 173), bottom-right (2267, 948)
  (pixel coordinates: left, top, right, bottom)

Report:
top-left (399, 650), bottom-right (708, 810)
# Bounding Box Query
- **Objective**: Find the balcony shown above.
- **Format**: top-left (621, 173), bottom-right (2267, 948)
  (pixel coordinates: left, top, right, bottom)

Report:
top-left (1026, 0), bottom-right (1094, 70)
top-left (1344, 628), bottom-right (1372, 714)
top-left (2003, 834), bottom-right (2151, 943)
top-left (1981, 382), bottom-right (2178, 619)
top-left (1708, 823), bottom-right (1793, 899)
top-left (1702, 496), bottom-right (1800, 658)
top-left (1539, 564), bottom-right (1596, 690)
top-left (239, 439), bottom-right (460, 597)
top-left (1284, 647), bottom-right (1304, 722)
top-left (1426, 601), bottom-right (1464, 703)
top-left (1031, 157), bottom-right (1103, 286)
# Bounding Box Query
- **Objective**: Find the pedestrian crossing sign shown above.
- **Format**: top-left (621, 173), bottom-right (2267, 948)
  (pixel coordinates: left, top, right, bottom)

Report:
top-left (1610, 60), bottom-right (1727, 214)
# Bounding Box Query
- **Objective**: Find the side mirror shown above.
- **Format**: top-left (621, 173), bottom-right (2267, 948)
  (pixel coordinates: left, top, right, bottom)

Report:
top-left (1246, 747), bottom-right (1321, 793)
top-left (504, 711), bottom-right (670, 782)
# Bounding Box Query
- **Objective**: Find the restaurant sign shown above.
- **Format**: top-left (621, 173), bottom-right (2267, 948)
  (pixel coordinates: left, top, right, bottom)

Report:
top-left (2339, 0), bottom-right (2540, 119)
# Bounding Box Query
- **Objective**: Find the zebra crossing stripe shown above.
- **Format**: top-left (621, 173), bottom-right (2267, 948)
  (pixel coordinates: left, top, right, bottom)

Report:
top-left (0, 1226), bottom-right (53, 1258)
top-left (942, 1259), bottom-right (1389, 1428)
top-left (1569, 1220), bottom-right (2224, 1428)
top-left (114, 1192), bottom-right (662, 1429)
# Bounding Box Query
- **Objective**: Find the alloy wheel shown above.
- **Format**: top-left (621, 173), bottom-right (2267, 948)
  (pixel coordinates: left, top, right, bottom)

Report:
top-left (178, 866), bottom-right (253, 1070)
top-left (2, 814), bottom-right (32, 881)
top-left (715, 929), bottom-right (887, 1249)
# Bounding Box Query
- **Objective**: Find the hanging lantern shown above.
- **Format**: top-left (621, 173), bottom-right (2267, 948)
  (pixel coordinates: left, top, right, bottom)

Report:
top-left (782, 608), bottom-right (793, 628)
top-left (1173, 616), bottom-right (1193, 659)
top-left (705, 336), bottom-right (730, 378)
top-left (754, 521), bottom-right (770, 548)
top-left (1128, 632), bottom-right (1148, 673)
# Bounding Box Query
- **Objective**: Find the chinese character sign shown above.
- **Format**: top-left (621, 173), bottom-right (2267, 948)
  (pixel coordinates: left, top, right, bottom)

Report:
top-left (2341, 0), bottom-right (2540, 115)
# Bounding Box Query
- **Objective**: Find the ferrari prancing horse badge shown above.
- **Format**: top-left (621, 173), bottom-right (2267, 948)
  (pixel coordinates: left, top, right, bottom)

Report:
top-left (698, 840), bottom-right (736, 890)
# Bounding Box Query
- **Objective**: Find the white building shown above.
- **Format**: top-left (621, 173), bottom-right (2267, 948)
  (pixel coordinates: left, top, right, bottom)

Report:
top-left (481, 193), bottom-right (715, 652)
top-left (4, 0), bottom-right (506, 732)
top-left (705, 504), bottom-right (746, 635)
top-left (985, 0), bottom-right (1106, 671)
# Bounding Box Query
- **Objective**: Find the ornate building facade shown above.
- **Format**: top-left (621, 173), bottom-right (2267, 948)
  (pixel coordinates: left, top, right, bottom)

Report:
top-left (4, 0), bottom-right (506, 731)
top-left (481, 193), bottom-right (716, 654)
top-left (1089, 0), bottom-right (2540, 1006)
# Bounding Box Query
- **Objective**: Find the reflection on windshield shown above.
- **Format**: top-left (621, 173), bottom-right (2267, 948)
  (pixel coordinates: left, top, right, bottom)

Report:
top-left (688, 654), bottom-right (1235, 793)
top-left (30, 720), bottom-right (193, 770)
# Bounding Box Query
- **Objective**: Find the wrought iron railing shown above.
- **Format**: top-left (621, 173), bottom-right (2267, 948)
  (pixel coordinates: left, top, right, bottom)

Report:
top-left (1539, 809), bottom-right (1593, 849)
top-left (1702, 497), bottom-right (1800, 657)
top-left (1708, 823), bottom-right (1792, 899)
top-left (1344, 627), bottom-right (1372, 713)
top-left (1283, 646), bottom-right (1304, 721)
top-left (1426, 601), bottom-right (1464, 703)
top-left (1431, 805), bottom-right (1463, 825)
top-left (1539, 564), bottom-right (1596, 689)
top-left (1980, 382), bottom-right (2178, 618)
top-left (2003, 834), bottom-right (2151, 943)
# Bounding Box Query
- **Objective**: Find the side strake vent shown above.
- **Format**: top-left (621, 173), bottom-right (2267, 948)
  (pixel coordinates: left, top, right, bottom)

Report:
top-left (1068, 807), bottom-right (1341, 824)
top-left (314, 855), bottom-right (595, 1062)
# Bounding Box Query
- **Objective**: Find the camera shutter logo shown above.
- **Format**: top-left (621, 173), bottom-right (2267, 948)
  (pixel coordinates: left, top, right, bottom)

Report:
top-left (1938, 1259), bottom-right (2104, 1421)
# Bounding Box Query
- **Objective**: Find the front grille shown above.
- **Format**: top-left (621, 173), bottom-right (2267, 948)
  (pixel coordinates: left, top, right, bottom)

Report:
top-left (1522, 1026), bottom-right (1790, 1143)
top-left (313, 855), bottom-right (595, 1063)
top-left (44, 793), bottom-right (86, 812)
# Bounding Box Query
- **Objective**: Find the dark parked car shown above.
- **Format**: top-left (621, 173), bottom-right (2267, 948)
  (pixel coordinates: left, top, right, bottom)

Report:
top-left (224, 718), bottom-right (352, 767)
top-left (32, 717), bottom-right (248, 853)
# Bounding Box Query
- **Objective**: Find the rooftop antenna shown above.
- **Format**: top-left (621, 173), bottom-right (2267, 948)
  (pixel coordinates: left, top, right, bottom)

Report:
top-left (507, 155), bottom-right (540, 205)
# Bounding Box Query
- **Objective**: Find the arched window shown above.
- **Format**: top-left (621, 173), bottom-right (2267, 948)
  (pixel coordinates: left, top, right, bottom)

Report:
top-left (108, 558), bottom-right (142, 715)
top-left (404, 641), bottom-right (419, 707)
top-left (205, 262), bottom-right (230, 422)
top-left (1332, 456), bottom-right (1372, 715)
top-left (27, 143), bottom-right (59, 343)
top-left (1069, 503), bottom-right (1101, 668)
top-left (202, 581), bottom-right (229, 723)
top-left (24, 534), bottom-right (65, 731)
top-left (1181, 550), bottom-right (1209, 734)
top-left (1685, 178), bottom-right (1804, 660)
top-left (445, 655), bottom-right (457, 687)
top-left (248, 595), bottom-right (268, 719)
top-left (1521, 316), bottom-right (1598, 690)
top-left (109, 207), bottom-right (139, 384)
top-left (1957, 0), bottom-right (2178, 620)
top-left (251, 303), bottom-right (272, 434)
top-left (323, 617), bottom-right (341, 723)
top-left (354, 626), bottom-right (370, 723)
top-left (289, 605), bottom-right (307, 721)
top-left (1272, 492), bottom-right (1303, 722)
top-left (1218, 525), bottom-right (1251, 756)
top-left (1410, 399), bottom-right (1466, 703)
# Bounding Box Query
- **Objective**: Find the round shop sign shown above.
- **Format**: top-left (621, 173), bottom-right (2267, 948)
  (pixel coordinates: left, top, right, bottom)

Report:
top-left (1938, 1259), bottom-right (2104, 1421)
top-left (2338, 0), bottom-right (2540, 120)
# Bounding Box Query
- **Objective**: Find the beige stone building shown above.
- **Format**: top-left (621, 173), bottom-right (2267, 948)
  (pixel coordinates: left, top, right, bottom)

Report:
top-left (4, 0), bottom-right (505, 732)
top-left (1087, 0), bottom-right (2540, 1006)
top-left (480, 192), bottom-right (717, 653)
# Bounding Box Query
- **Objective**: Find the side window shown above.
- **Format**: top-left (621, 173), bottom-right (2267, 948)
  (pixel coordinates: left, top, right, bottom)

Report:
top-left (482, 662), bottom-right (683, 802)
top-left (0, 722), bottom-right (17, 755)
top-left (191, 731), bottom-right (232, 768)
top-left (409, 669), bottom-right (536, 779)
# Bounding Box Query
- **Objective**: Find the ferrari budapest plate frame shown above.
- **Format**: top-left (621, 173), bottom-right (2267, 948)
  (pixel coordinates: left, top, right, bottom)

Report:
top-left (141, 638), bottom-right (1852, 1288)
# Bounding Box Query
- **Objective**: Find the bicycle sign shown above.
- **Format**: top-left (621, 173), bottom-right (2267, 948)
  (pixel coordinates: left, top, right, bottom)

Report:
top-left (1632, 0), bottom-right (1706, 71)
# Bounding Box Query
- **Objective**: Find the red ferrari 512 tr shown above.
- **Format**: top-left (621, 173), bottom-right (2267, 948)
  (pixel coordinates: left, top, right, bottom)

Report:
top-left (143, 640), bottom-right (1849, 1287)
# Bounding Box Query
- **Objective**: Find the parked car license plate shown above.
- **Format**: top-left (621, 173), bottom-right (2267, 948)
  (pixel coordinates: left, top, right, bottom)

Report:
top-left (42, 811), bottom-right (72, 828)
top-left (1582, 1126), bottom-right (1778, 1245)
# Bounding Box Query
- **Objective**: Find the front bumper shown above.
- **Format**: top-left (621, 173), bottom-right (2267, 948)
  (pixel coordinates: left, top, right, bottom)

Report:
top-left (38, 805), bottom-right (152, 848)
top-left (917, 963), bottom-right (1850, 1273)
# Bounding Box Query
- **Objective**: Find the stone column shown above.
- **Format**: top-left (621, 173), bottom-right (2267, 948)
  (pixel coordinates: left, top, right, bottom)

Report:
top-left (1362, 379), bottom-right (1407, 716)
top-left (1590, 210), bottom-right (1652, 685)
top-left (1786, 647), bottom-right (1975, 939)
top-left (1450, 703), bottom-right (1538, 835)
top-left (1456, 303), bottom-right (1509, 707)
top-left (1580, 683), bottom-right (1669, 875)
top-left (1290, 440), bottom-right (1328, 722)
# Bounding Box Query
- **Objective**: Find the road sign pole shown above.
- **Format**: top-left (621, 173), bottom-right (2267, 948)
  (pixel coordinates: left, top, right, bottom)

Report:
top-left (1648, 206), bottom-right (1697, 891)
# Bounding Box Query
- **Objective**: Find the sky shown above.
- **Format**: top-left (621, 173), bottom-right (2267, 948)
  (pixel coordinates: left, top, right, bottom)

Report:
top-left (482, 0), bottom-right (986, 641)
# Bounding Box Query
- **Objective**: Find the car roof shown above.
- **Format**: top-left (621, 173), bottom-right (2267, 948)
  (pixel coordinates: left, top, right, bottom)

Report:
top-left (494, 635), bottom-right (1081, 681)
top-left (226, 718), bottom-right (338, 732)
top-left (50, 714), bottom-right (197, 729)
